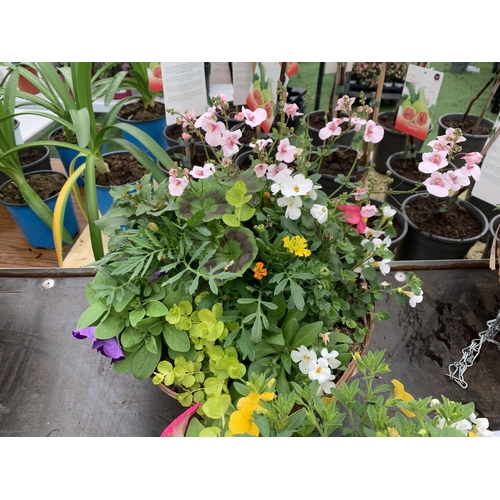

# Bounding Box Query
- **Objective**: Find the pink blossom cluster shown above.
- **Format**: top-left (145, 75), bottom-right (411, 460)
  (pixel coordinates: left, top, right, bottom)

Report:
top-left (418, 128), bottom-right (482, 198)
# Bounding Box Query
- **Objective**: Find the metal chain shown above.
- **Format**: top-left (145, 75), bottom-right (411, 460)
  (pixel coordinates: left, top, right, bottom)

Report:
top-left (448, 310), bottom-right (500, 389)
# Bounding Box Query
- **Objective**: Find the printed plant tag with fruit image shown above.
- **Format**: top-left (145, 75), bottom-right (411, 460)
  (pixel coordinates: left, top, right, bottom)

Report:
top-left (245, 62), bottom-right (287, 133)
top-left (394, 64), bottom-right (444, 141)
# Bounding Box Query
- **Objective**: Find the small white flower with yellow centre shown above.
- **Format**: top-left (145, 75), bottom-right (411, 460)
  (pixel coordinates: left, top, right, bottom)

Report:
top-left (281, 174), bottom-right (313, 198)
top-left (291, 346), bottom-right (317, 374)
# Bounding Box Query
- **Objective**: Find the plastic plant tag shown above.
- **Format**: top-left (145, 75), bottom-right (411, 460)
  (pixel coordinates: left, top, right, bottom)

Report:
top-left (161, 62), bottom-right (207, 124)
top-left (471, 115), bottom-right (500, 207)
top-left (394, 64), bottom-right (444, 141)
top-left (232, 62), bottom-right (253, 106)
top-left (245, 62), bottom-right (287, 133)
top-left (148, 63), bottom-right (163, 91)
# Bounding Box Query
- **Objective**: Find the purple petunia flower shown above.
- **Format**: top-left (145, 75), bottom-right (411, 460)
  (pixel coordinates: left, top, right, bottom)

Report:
top-left (72, 326), bottom-right (125, 364)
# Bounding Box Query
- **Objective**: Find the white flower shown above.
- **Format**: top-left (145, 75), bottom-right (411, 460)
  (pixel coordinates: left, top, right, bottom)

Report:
top-left (364, 227), bottom-right (385, 239)
top-left (281, 174), bottom-right (313, 198)
top-left (382, 205), bottom-right (396, 219)
top-left (277, 196), bottom-right (302, 220)
top-left (310, 204), bottom-right (328, 224)
top-left (406, 290), bottom-right (424, 307)
top-left (377, 258), bottom-right (391, 276)
top-left (320, 348), bottom-right (341, 370)
top-left (318, 376), bottom-right (336, 396)
top-left (438, 417), bottom-right (472, 436)
top-left (470, 413), bottom-right (495, 437)
top-left (291, 346), bottom-right (317, 374)
top-left (308, 358), bottom-right (331, 384)
top-left (270, 169), bottom-right (292, 195)
top-left (372, 236), bottom-right (392, 250)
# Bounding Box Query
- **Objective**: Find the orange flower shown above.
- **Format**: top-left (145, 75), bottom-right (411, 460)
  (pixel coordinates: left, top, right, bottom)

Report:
top-left (253, 262), bottom-right (267, 279)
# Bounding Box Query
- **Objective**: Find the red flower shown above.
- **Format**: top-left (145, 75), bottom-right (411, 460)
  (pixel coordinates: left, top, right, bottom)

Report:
top-left (337, 204), bottom-right (367, 234)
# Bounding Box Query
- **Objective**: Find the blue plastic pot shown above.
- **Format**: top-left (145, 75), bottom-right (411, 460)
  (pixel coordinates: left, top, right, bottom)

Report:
top-left (96, 151), bottom-right (146, 216)
top-left (0, 170), bottom-right (79, 249)
top-left (117, 110), bottom-right (168, 160)
top-left (50, 127), bottom-right (85, 186)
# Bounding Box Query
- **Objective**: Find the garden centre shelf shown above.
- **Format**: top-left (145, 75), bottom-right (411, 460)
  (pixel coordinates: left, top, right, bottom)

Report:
top-left (0, 261), bottom-right (499, 436)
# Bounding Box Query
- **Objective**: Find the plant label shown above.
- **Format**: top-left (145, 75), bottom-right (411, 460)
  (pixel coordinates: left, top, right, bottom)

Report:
top-left (471, 116), bottom-right (500, 207)
top-left (232, 63), bottom-right (253, 106)
top-left (394, 64), bottom-right (444, 141)
top-left (160, 62), bottom-right (208, 124)
top-left (245, 62), bottom-right (287, 133)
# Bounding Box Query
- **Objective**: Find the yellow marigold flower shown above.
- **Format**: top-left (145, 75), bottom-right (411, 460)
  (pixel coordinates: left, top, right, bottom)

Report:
top-left (282, 235), bottom-right (311, 257)
top-left (391, 379), bottom-right (415, 418)
top-left (253, 262), bottom-right (268, 279)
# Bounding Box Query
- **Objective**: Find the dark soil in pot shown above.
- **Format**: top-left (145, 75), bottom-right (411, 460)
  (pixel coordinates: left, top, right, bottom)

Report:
top-left (96, 153), bottom-right (148, 186)
top-left (19, 146), bottom-right (47, 165)
top-left (0, 172), bottom-right (65, 204)
top-left (117, 101), bottom-right (166, 121)
top-left (50, 128), bottom-right (78, 144)
top-left (159, 145), bottom-right (218, 171)
top-left (404, 196), bottom-right (484, 239)
top-left (316, 148), bottom-right (361, 178)
top-left (164, 123), bottom-right (207, 144)
top-left (440, 117), bottom-right (492, 136)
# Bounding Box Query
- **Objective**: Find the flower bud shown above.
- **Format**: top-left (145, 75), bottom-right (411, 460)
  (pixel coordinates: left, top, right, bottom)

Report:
top-left (148, 222), bottom-right (159, 232)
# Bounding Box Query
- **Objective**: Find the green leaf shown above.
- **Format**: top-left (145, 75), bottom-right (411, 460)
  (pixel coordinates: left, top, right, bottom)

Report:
top-left (145, 300), bottom-right (169, 317)
top-left (94, 315), bottom-right (125, 340)
top-left (289, 279), bottom-right (305, 311)
top-left (131, 341), bottom-right (161, 379)
top-left (163, 324), bottom-right (190, 352)
top-left (203, 394), bottom-right (231, 420)
top-left (222, 213), bottom-right (240, 227)
top-left (186, 418), bottom-right (205, 437)
top-left (282, 317), bottom-right (299, 344)
top-left (290, 321), bottom-right (323, 350)
top-left (121, 327), bottom-right (143, 349)
top-left (113, 289), bottom-right (136, 313)
top-left (276, 367), bottom-right (291, 396)
top-left (361, 266), bottom-right (376, 281)
top-left (129, 308), bottom-right (145, 327)
top-left (76, 302), bottom-right (107, 329)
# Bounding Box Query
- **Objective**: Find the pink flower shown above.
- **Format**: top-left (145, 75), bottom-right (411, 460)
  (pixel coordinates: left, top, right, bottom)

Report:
top-left (444, 170), bottom-right (470, 191)
top-left (318, 118), bottom-right (344, 140)
top-left (275, 138), bottom-right (297, 163)
top-left (168, 175), bottom-right (189, 196)
top-left (161, 402), bottom-right (201, 437)
top-left (353, 186), bottom-right (368, 201)
top-left (234, 112), bottom-right (245, 121)
top-left (253, 163), bottom-right (268, 178)
top-left (241, 106), bottom-right (267, 128)
top-left (191, 163), bottom-right (215, 179)
top-left (221, 129), bottom-right (242, 157)
top-left (444, 127), bottom-right (466, 143)
top-left (200, 118), bottom-right (225, 147)
top-left (266, 163), bottom-right (291, 181)
top-left (360, 204), bottom-right (378, 218)
top-left (335, 95), bottom-right (356, 113)
top-left (349, 116), bottom-right (367, 132)
top-left (252, 138), bottom-right (273, 151)
top-left (463, 152), bottom-right (483, 165)
top-left (182, 109), bottom-right (197, 128)
top-left (181, 133), bottom-right (191, 141)
top-left (215, 93), bottom-right (228, 110)
top-left (461, 163), bottom-right (481, 182)
top-left (418, 151), bottom-right (449, 174)
top-left (423, 171), bottom-right (450, 197)
top-left (337, 204), bottom-right (367, 234)
top-left (284, 103), bottom-right (303, 119)
top-left (194, 107), bottom-right (216, 128)
top-left (428, 138), bottom-right (449, 152)
top-left (363, 120), bottom-right (384, 143)
top-left (168, 168), bottom-right (178, 177)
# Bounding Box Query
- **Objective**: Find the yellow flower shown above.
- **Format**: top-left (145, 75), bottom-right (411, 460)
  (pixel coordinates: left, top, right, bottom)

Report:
top-left (229, 391), bottom-right (276, 437)
top-left (282, 235), bottom-right (311, 257)
top-left (253, 262), bottom-right (268, 279)
top-left (391, 379), bottom-right (415, 418)
top-left (229, 402), bottom-right (260, 437)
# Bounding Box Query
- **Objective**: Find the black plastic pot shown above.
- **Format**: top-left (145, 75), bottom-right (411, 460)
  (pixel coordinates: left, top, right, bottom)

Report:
top-left (395, 193), bottom-right (489, 260)
top-left (481, 212), bottom-right (500, 259)
top-left (437, 113), bottom-right (494, 154)
top-left (304, 111), bottom-right (355, 148)
top-left (157, 144), bottom-right (218, 173)
top-left (0, 145), bottom-right (51, 186)
top-left (372, 111), bottom-right (433, 174)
